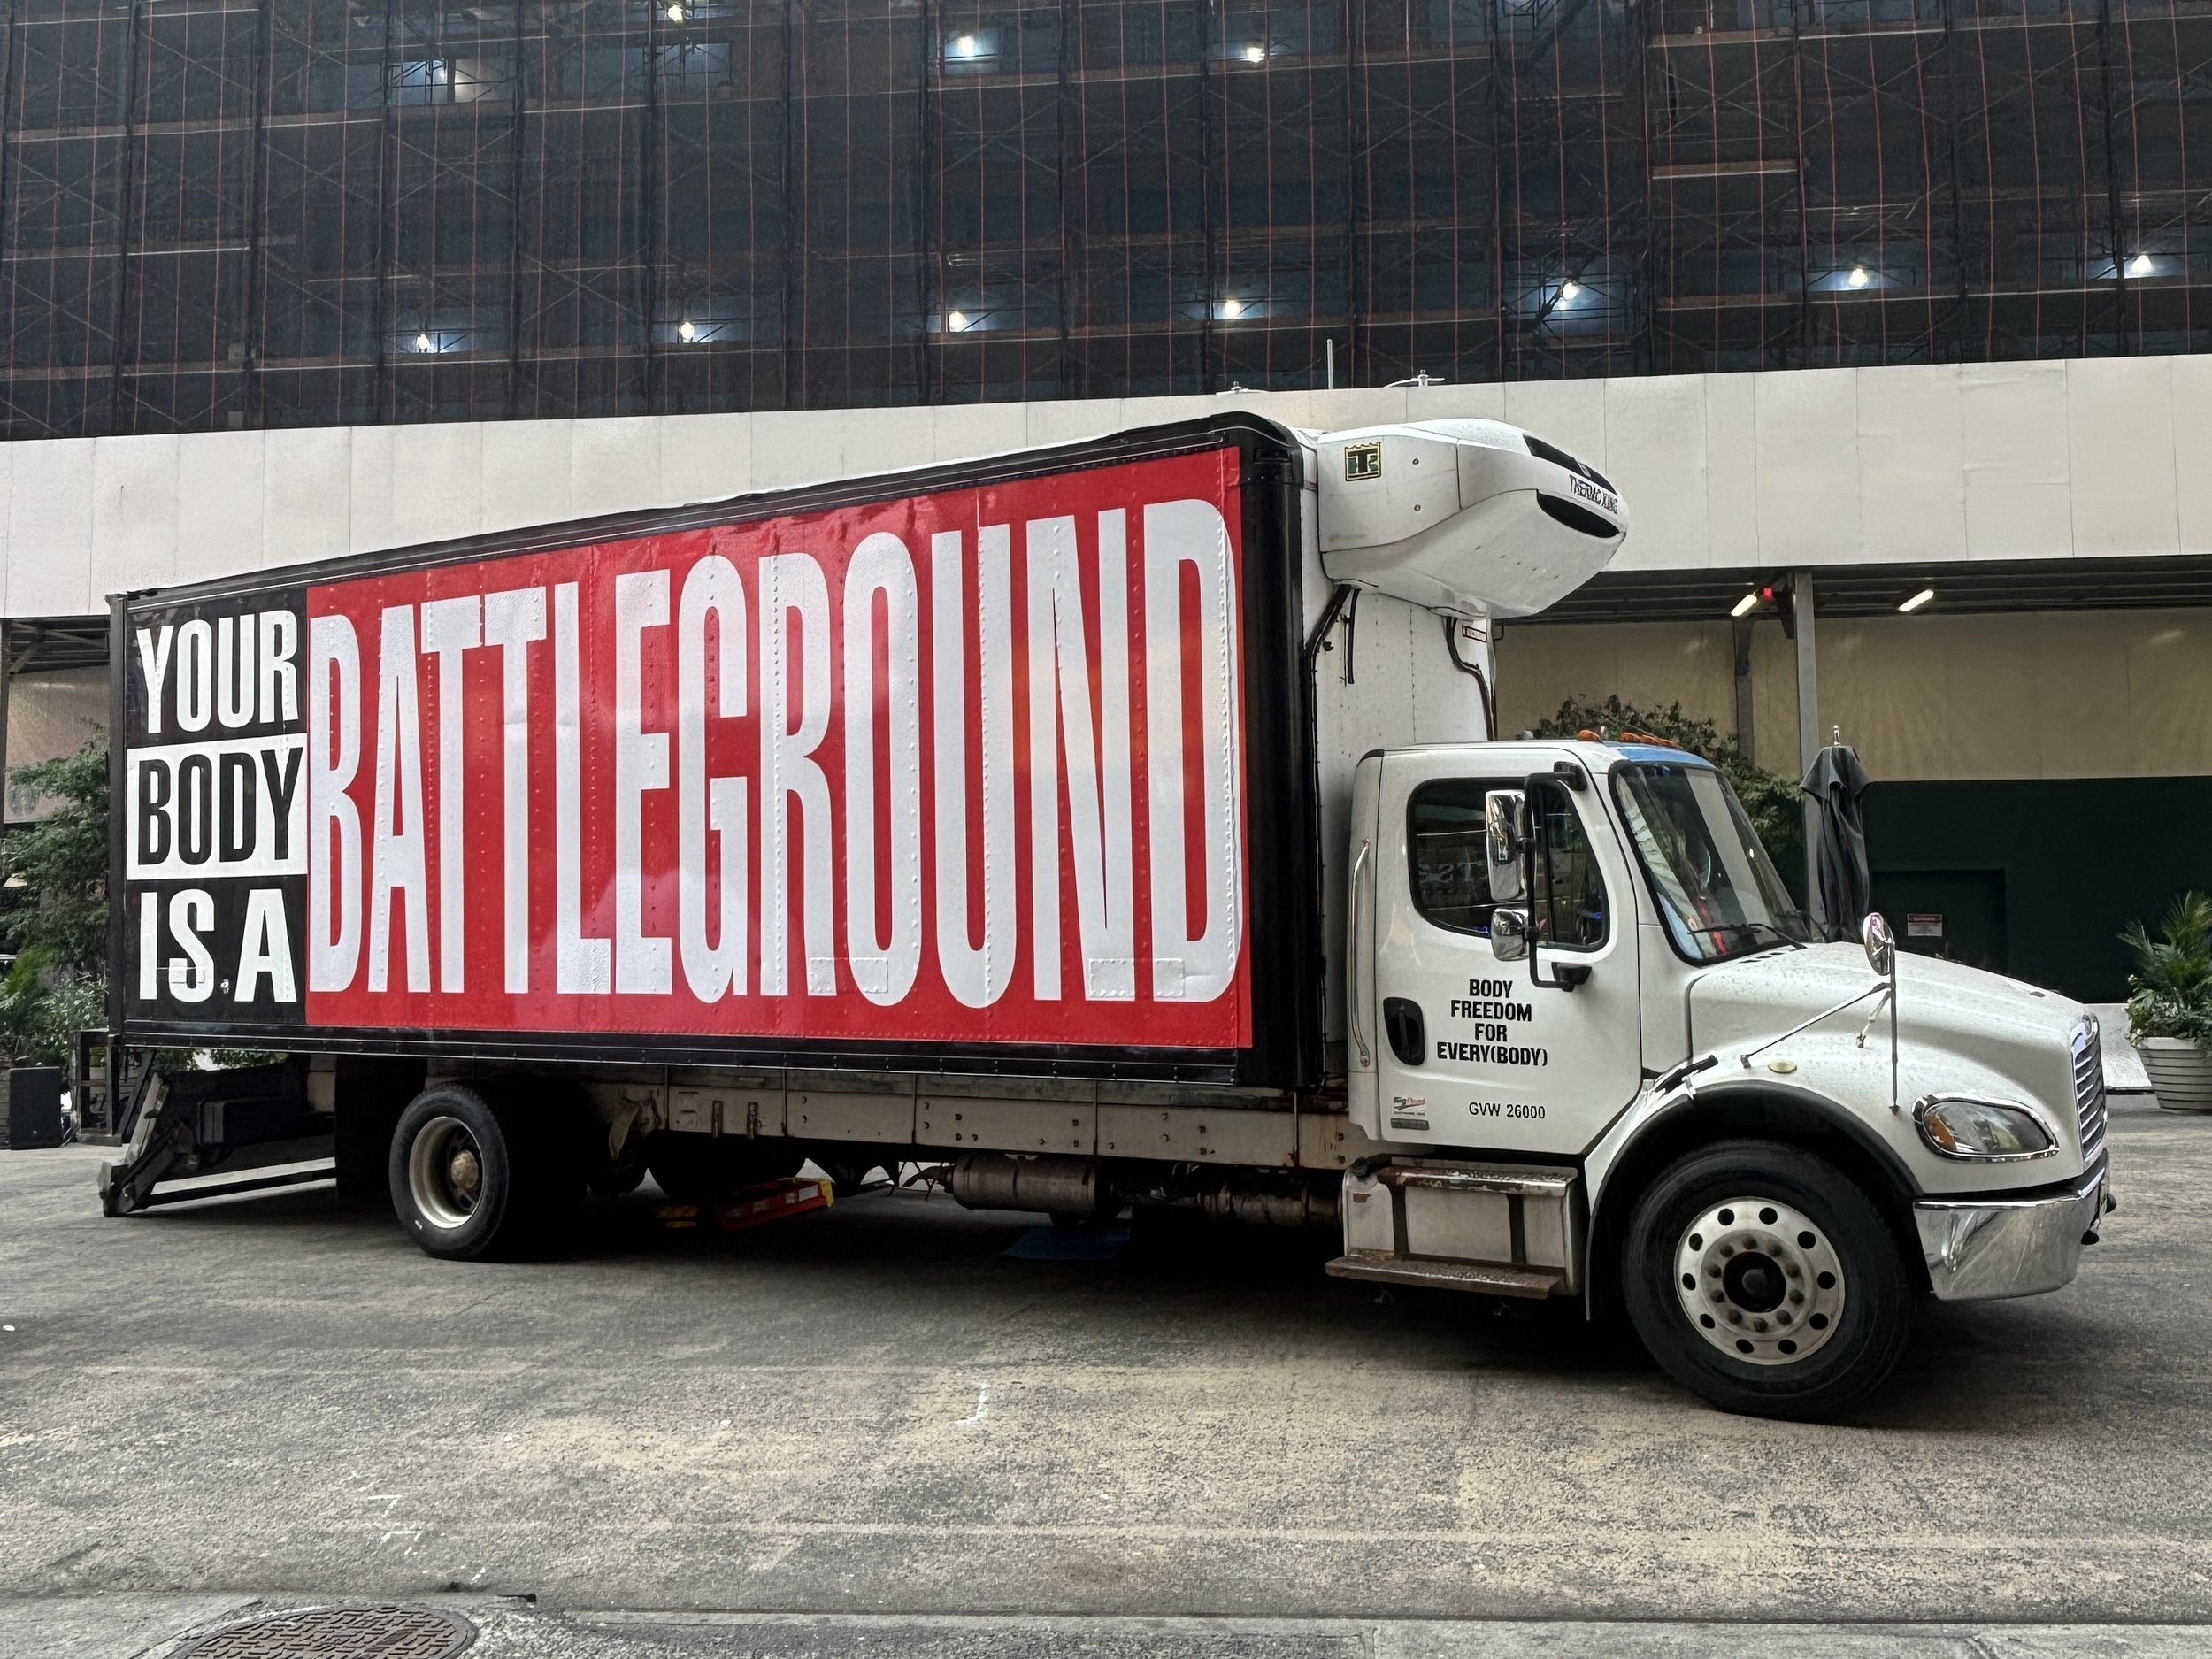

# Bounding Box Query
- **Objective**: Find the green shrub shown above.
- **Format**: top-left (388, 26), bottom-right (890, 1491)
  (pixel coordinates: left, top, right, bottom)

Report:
top-left (2120, 892), bottom-right (2212, 1052)
top-left (0, 738), bottom-right (109, 1065)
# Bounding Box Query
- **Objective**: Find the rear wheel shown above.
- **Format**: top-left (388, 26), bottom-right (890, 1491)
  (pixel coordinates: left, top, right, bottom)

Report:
top-left (1621, 1139), bottom-right (1916, 1421)
top-left (389, 1084), bottom-right (578, 1261)
top-left (642, 1134), bottom-right (804, 1203)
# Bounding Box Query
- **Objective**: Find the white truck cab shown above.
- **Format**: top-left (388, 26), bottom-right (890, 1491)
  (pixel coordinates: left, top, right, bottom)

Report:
top-left (1333, 733), bottom-right (2112, 1417)
top-left (1295, 417), bottom-right (2109, 1416)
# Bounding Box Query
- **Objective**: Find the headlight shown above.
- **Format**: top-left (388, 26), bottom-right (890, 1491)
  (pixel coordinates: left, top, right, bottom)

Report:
top-left (1914, 1094), bottom-right (2058, 1161)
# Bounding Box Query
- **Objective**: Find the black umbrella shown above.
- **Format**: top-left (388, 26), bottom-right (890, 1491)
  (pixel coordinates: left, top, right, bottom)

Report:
top-left (1801, 742), bottom-right (1872, 942)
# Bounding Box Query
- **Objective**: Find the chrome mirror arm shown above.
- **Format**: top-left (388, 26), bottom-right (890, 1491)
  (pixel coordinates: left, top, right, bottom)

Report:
top-left (1736, 980), bottom-right (1892, 1071)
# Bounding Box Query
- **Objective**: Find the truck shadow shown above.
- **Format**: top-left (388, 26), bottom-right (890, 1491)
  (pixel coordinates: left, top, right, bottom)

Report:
top-left (138, 1178), bottom-right (2128, 1432)
top-left (1863, 1294), bottom-right (2148, 1435)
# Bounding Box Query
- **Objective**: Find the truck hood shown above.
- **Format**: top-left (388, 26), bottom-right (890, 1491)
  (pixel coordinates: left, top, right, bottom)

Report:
top-left (1686, 942), bottom-right (2091, 1111)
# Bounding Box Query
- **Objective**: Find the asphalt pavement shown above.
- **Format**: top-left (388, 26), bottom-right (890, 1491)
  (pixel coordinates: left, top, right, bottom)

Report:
top-left (3, 1104), bottom-right (2209, 1656)
top-left (12, 1596), bottom-right (2212, 1659)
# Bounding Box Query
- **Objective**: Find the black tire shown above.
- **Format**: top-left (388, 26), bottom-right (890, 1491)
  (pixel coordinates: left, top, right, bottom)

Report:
top-left (642, 1134), bottom-right (803, 1203)
top-left (1621, 1139), bottom-right (1916, 1421)
top-left (388, 1084), bottom-right (579, 1261)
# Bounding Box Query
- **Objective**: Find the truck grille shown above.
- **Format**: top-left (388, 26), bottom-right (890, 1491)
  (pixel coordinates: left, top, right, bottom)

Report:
top-left (2073, 1021), bottom-right (2107, 1165)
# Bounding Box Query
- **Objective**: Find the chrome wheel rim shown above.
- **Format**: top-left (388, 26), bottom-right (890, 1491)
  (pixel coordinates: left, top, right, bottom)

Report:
top-left (408, 1115), bottom-right (486, 1230)
top-left (1673, 1195), bottom-right (1846, 1366)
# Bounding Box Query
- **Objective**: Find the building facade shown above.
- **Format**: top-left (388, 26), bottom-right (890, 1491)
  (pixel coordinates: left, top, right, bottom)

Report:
top-left (3, 0), bottom-right (2210, 436)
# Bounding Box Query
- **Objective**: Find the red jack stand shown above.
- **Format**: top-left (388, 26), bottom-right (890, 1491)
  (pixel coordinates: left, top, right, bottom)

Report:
top-left (657, 1174), bottom-right (835, 1235)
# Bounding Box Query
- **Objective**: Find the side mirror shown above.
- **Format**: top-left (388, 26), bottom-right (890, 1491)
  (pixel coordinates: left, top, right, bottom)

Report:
top-left (1863, 911), bottom-right (1895, 979)
top-left (1485, 789), bottom-right (1529, 903)
top-left (1492, 906), bottom-right (1531, 963)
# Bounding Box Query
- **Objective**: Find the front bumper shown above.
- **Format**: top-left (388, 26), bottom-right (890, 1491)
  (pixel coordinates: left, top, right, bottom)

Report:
top-left (1913, 1159), bottom-right (2110, 1302)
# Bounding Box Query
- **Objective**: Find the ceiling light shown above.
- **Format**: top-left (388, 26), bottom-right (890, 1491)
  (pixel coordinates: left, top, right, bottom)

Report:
top-left (677, 319), bottom-right (696, 343)
top-left (946, 310), bottom-right (968, 332)
top-left (1731, 591), bottom-right (1760, 618)
top-left (951, 34), bottom-right (977, 57)
top-left (1220, 297), bottom-right (1243, 318)
top-left (2129, 251), bottom-right (2154, 277)
top-left (1244, 43), bottom-right (1265, 61)
top-left (1558, 280), bottom-right (1579, 301)
top-left (1847, 265), bottom-right (1870, 288)
top-left (414, 332), bottom-right (433, 352)
top-left (666, 3), bottom-right (684, 19)
top-left (1899, 588), bottom-right (1935, 613)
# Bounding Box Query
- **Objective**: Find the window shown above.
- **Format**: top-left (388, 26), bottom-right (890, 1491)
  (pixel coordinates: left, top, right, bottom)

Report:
top-left (1408, 779), bottom-right (1509, 935)
top-left (1406, 778), bottom-right (1609, 949)
top-left (657, 42), bottom-right (733, 94)
top-left (386, 57), bottom-right (514, 107)
top-left (1532, 782), bottom-right (1609, 950)
top-left (1611, 761), bottom-right (1809, 963)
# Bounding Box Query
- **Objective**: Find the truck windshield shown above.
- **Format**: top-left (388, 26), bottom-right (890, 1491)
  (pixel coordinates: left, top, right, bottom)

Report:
top-left (1610, 761), bottom-right (1813, 963)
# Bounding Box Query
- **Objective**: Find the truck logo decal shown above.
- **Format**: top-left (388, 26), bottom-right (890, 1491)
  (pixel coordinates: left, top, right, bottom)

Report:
top-left (1567, 473), bottom-right (1620, 515)
top-left (1342, 441), bottom-right (1381, 481)
top-left (119, 451), bottom-right (1255, 1048)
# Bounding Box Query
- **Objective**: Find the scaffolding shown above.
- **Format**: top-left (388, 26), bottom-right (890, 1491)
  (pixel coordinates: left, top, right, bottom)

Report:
top-left (0, 0), bottom-right (2204, 436)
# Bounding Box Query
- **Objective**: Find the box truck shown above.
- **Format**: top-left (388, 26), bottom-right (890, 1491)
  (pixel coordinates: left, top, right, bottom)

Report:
top-left (96, 412), bottom-right (2113, 1419)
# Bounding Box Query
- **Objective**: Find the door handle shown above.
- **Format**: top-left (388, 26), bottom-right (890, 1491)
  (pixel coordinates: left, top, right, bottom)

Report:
top-left (1348, 840), bottom-right (1371, 1069)
top-left (1383, 998), bottom-right (1426, 1067)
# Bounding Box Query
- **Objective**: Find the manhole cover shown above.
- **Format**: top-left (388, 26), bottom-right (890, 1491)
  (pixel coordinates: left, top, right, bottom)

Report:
top-left (176, 1604), bottom-right (475, 1659)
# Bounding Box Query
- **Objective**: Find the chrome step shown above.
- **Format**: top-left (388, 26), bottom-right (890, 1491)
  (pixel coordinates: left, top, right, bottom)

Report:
top-left (1325, 1250), bottom-right (1564, 1299)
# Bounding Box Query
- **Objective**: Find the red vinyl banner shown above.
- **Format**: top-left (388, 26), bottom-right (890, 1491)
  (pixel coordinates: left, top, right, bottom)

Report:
top-left (300, 448), bottom-right (1250, 1048)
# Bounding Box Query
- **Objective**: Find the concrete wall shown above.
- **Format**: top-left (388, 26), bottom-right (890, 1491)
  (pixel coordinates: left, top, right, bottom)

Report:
top-left (4, 354), bottom-right (2212, 615)
top-left (1497, 607), bottom-right (2212, 782)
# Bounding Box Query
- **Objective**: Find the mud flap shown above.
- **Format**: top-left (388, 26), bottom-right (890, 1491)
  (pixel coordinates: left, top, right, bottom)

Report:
top-left (332, 1056), bottom-right (426, 1205)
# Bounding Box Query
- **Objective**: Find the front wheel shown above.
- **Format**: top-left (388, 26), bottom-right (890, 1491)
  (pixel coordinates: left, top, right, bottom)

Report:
top-left (1621, 1139), bottom-right (1916, 1421)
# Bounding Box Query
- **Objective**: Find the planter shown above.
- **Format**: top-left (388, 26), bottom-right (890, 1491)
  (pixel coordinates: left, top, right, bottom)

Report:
top-left (2137, 1036), bottom-right (2212, 1113)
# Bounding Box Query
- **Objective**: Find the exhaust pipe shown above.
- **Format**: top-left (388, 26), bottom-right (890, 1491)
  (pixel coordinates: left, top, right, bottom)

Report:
top-left (1197, 1182), bottom-right (1339, 1229)
top-left (949, 1154), bottom-right (1108, 1219)
top-left (949, 1154), bottom-right (1340, 1231)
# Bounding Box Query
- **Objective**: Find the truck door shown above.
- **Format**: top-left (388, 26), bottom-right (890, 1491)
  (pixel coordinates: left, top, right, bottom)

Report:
top-left (1368, 751), bottom-right (1642, 1155)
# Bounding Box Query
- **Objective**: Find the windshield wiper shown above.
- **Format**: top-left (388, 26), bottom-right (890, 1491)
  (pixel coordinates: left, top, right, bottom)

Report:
top-left (1702, 919), bottom-right (1804, 955)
